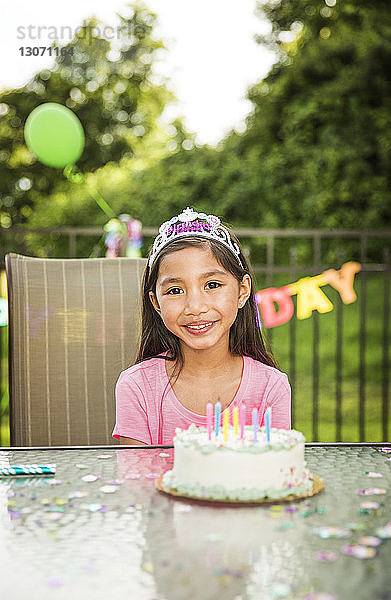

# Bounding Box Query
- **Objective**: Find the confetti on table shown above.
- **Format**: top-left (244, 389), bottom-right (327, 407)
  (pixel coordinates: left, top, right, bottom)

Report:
top-left (359, 536), bottom-right (382, 547)
top-left (81, 474), bottom-right (101, 483)
top-left (81, 503), bottom-right (105, 512)
top-left (342, 544), bottom-right (377, 559)
top-left (99, 485), bottom-right (118, 494)
top-left (9, 511), bottom-right (22, 520)
top-left (97, 455), bottom-right (112, 459)
top-left (315, 550), bottom-right (339, 562)
top-left (44, 513), bottom-right (62, 520)
top-left (380, 447), bottom-right (391, 453)
top-left (108, 479), bottom-right (124, 485)
top-left (75, 464), bottom-right (88, 469)
top-left (365, 472), bottom-right (383, 478)
top-left (68, 491), bottom-right (88, 499)
top-left (159, 452), bottom-right (170, 457)
top-left (47, 479), bottom-right (62, 486)
top-left (285, 505), bottom-right (298, 512)
top-left (145, 473), bottom-right (160, 479)
top-left (375, 521), bottom-right (391, 539)
top-left (126, 474), bottom-right (141, 480)
top-left (357, 488), bottom-right (386, 495)
top-left (360, 501), bottom-right (380, 510)
top-left (312, 526), bottom-right (352, 539)
top-left (54, 498), bottom-right (69, 506)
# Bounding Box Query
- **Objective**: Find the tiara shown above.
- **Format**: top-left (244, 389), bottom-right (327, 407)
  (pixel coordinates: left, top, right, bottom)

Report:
top-left (148, 207), bottom-right (244, 269)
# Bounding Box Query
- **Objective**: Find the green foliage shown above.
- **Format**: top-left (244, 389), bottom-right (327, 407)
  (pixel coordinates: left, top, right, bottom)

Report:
top-left (240, 0), bottom-right (391, 231)
top-left (1, 0), bottom-right (390, 264)
top-left (0, 1), bottom-right (189, 233)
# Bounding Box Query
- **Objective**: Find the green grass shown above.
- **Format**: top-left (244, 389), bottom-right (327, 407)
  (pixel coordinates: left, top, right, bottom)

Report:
top-left (0, 272), bottom-right (389, 444)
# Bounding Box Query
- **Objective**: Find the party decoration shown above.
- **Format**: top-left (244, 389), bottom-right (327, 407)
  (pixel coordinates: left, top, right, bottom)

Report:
top-left (206, 402), bottom-right (213, 440)
top-left (233, 407), bottom-right (239, 435)
top-left (265, 406), bottom-right (271, 442)
top-left (239, 403), bottom-right (246, 440)
top-left (256, 261), bottom-right (361, 328)
top-left (223, 410), bottom-right (229, 442)
top-left (104, 219), bottom-right (126, 258)
top-left (24, 103), bottom-right (85, 168)
top-left (124, 215), bottom-right (142, 258)
top-left (214, 401), bottom-right (221, 437)
top-left (0, 464), bottom-right (56, 477)
top-left (104, 214), bottom-right (143, 258)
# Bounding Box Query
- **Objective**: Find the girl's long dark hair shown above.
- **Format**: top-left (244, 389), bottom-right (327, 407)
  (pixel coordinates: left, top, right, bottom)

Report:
top-left (133, 228), bottom-right (278, 386)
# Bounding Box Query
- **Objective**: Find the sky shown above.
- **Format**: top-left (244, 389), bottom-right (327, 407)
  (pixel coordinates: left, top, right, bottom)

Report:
top-left (0, 0), bottom-right (276, 146)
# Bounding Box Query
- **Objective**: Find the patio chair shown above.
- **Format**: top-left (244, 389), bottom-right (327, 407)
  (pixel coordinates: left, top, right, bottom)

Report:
top-left (5, 253), bottom-right (147, 446)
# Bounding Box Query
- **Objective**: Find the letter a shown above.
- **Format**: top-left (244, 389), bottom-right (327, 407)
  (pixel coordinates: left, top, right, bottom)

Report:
top-left (290, 275), bottom-right (334, 320)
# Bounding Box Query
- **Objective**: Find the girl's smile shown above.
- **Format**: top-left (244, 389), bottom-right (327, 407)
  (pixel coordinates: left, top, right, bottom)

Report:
top-left (149, 246), bottom-right (251, 355)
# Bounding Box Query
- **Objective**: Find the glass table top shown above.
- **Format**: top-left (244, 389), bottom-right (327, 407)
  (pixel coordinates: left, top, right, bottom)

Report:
top-left (0, 445), bottom-right (390, 600)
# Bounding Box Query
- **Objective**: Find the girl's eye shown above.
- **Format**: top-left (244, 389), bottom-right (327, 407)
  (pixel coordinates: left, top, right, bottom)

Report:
top-left (165, 282), bottom-right (221, 295)
top-left (206, 281), bottom-right (221, 289)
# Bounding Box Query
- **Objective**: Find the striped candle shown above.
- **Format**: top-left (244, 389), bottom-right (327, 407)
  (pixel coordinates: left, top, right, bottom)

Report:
top-left (233, 406), bottom-right (239, 435)
top-left (0, 464), bottom-right (56, 477)
top-left (206, 402), bottom-right (213, 440)
top-left (265, 406), bottom-right (271, 442)
top-left (215, 401), bottom-right (221, 437)
top-left (239, 403), bottom-right (246, 439)
top-left (223, 410), bottom-right (229, 442)
top-left (252, 408), bottom-right (258, 442)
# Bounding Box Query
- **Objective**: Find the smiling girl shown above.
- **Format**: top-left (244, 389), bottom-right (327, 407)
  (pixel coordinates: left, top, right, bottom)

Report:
top-left (112, 207), bottom-right (291, 445)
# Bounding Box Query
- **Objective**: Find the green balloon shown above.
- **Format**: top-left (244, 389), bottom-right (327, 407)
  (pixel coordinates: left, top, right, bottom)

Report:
top-left (24, 103), bottom-right (85, 168)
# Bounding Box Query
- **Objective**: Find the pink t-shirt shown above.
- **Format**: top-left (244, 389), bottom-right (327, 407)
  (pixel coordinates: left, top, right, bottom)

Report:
top-left (112, 351), bottom-right (291, 445)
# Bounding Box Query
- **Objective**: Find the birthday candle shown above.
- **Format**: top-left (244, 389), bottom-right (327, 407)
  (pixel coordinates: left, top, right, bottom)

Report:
top-left (252, 408), bottom-right (258, 442)
top-left (239, 403), bottom-right (246, 439)
top-left (265, 406), bottom-right (271, 442)
top-left (223, 410), bottom-right (229, 442)
top-left (206, 402), bottom-right (213, 440)
top-left (215, 402), bottom-right (221, 437)
top-left (233, 407), bottom-right (239, 435)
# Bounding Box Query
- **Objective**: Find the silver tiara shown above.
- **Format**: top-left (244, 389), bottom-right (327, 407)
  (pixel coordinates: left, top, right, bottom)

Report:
top-left (148, 207), bottom-right (244, 269)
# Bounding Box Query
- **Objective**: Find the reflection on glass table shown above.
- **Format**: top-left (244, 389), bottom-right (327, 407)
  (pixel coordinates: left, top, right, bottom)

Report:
top-left (0, 444), bottom-right (390, 600)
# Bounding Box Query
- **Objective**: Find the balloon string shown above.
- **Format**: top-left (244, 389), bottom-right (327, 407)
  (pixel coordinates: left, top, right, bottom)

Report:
top-left (85, 183), bottom-right (116, 220)
top-left (63, 165), bottom-right (116, 220)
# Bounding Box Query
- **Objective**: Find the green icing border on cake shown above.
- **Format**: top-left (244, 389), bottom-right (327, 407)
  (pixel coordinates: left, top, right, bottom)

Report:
top-left (162, 469), bottom-right (313, 502)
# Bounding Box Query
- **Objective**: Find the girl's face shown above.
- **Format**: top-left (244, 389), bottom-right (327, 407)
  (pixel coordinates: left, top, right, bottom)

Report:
top-left (149, 246), bottom-right (251, 354)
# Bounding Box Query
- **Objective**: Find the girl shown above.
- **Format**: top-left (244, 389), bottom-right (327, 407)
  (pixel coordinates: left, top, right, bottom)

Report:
top-left (112, 207), bottom-right (291, 445)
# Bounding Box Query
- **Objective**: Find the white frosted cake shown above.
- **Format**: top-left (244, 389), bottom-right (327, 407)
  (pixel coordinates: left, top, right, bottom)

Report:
top-left (161, 423), bottom-right (313, 501)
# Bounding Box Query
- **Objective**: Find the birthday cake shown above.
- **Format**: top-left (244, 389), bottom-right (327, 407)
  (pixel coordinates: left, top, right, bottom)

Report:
top-left (161, 423), bottom-right (314, 502)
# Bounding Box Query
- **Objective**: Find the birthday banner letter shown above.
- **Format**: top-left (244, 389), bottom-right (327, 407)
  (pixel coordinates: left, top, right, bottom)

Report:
top-left (256, 261), bottom-right (362, 328)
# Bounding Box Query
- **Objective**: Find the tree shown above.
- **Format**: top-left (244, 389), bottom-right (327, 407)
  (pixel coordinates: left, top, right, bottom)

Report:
top-left (0, 1), bottom-right (187, 233)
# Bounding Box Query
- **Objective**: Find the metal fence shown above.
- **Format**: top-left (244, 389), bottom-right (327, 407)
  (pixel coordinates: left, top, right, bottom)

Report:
top-left (0, 226), bottom-right (390, 444)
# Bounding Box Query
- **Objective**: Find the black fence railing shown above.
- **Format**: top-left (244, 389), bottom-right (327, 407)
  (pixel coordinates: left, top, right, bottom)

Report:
top-left (1, 226), bottom-right (390, 444)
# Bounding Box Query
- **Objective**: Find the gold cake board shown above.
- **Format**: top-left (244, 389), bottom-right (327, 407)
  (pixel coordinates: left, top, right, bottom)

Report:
top-left (156, 471), bottom-right (324, 506)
